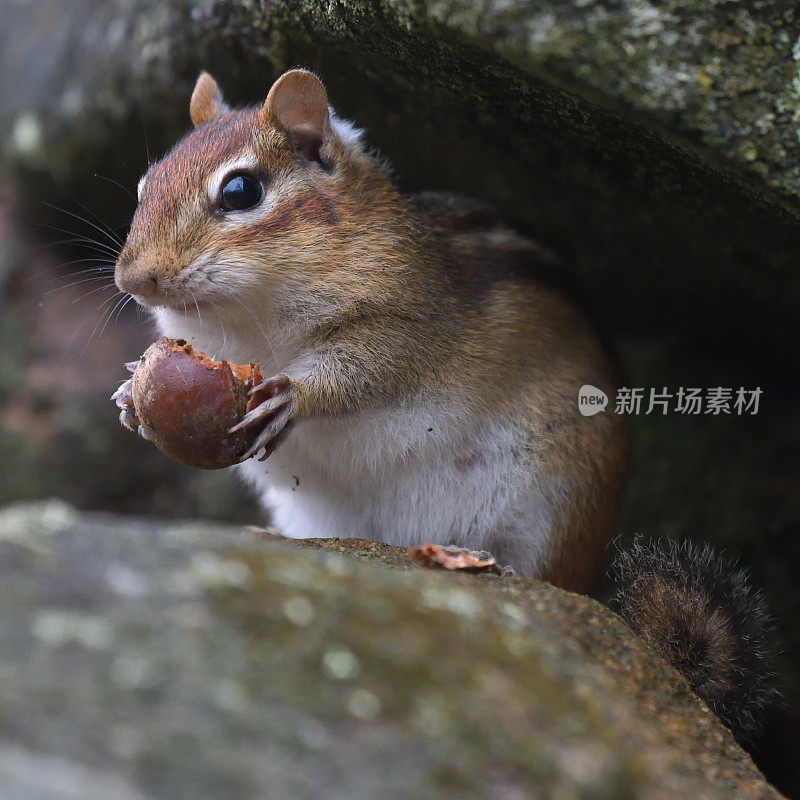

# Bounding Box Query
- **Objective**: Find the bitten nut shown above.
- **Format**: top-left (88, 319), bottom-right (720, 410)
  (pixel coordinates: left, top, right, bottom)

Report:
top-left (130, 337), bottom-right (263, 469)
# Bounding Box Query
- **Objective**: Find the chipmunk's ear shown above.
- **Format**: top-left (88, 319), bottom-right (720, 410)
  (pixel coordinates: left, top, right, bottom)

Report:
top-left (190, 72), bottom-right (230, 127)
top-left (259, 69), bottom-right (329, 159)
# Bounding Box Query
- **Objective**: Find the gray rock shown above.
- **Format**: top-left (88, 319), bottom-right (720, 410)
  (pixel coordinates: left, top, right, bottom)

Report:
top-left (0, 502), bottom-right (783, 799)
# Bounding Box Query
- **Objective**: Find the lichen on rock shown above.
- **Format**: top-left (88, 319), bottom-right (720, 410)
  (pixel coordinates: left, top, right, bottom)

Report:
top-left (0, 504), bottom-right (785, 799)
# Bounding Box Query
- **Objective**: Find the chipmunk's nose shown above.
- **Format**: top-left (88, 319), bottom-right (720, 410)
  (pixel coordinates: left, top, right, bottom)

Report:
top-left (115, 254), bottom-right (159, 299)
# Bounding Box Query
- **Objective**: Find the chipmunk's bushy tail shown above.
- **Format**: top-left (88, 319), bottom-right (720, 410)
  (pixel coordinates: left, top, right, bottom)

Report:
top-left (610, 538), bottom-right (779, 744)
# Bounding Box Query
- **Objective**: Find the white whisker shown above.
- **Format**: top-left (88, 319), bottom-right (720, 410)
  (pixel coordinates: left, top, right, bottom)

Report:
top-left (43, 201), bottom-right (124, 249)
top-left (72, 290), bottom-right (125, 359)
top-left (37, 224), bottom-right (120, 258)
top-left (70, 281), bottom-right (117, 304)
top-left (97, 293), bottom-right (130, 340)
top-left (44, 273), bottom-right (114, 296)
top-left (227, 293), bottom-right (280, 368)
top-left (209, 299), bottom-right (228, 352)
top-left (193, 295), bottom-right (203, 335)
top-left (113, 294), bottom-right (135, 326)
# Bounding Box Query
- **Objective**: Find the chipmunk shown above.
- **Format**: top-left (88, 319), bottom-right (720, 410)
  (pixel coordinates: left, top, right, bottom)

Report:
top-left (112, 69), bottom-right (775, 742)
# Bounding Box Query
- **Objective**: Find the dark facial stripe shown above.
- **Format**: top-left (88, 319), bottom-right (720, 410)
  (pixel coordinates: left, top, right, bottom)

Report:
top-left (225, 191), bottom-right (338, 245)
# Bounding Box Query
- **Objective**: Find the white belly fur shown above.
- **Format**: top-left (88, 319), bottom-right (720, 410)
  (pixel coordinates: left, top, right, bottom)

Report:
top-left (154, 309), bottom-right (559, 575)
top-left (238, 404), bottom-right (557, 575)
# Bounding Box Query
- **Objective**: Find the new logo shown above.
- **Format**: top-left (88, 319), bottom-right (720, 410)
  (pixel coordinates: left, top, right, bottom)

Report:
top-left (578, 385), bottom-right (608, 416)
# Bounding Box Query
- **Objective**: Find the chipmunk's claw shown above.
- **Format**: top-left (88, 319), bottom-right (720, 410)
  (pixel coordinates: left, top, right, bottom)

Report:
top-left (110, 379), bottom-right (130, 403)
top-left (229, 393), bottom-right (289, 433)
top-left (119, 407), bottom-right (139, 432)
top-left (244, 410), bottom-right (295, 462)
top-left (234, 374), bottom-right (296, 461)
top-left (248, 373), bottom-right (291, 397)
top-left (113, 377), bottom-right (141, 433)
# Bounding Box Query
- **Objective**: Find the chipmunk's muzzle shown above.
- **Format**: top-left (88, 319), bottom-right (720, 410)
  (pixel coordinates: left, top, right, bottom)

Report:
top-left (115, 247), bottom-right (184, 305)
top-left (115, 256), bottom-right (158, 299)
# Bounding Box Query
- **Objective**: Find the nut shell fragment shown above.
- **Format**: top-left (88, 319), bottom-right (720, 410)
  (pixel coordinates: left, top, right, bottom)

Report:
top-left (409, 543), bottom-right (500, 573)
top-left (131, 337), bottom-right (263, 469)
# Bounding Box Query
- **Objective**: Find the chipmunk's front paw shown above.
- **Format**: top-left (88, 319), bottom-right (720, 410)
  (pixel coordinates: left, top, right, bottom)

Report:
top-left (110, 361), bottom-right (148, 440)
top-left (229, 374), bottom-right (296, 462)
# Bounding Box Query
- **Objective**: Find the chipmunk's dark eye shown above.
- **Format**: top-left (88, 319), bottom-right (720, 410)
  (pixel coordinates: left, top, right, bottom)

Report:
top-left (219, 173), bottom-right (263, 212)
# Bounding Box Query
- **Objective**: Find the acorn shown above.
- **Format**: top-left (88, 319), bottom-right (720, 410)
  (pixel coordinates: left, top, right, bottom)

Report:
top-left (131, 337), bottom-right (263, 469)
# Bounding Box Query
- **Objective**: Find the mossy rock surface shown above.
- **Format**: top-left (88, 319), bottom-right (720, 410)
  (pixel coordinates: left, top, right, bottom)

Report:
top-left (0, 502), bottom-right (783, 799)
